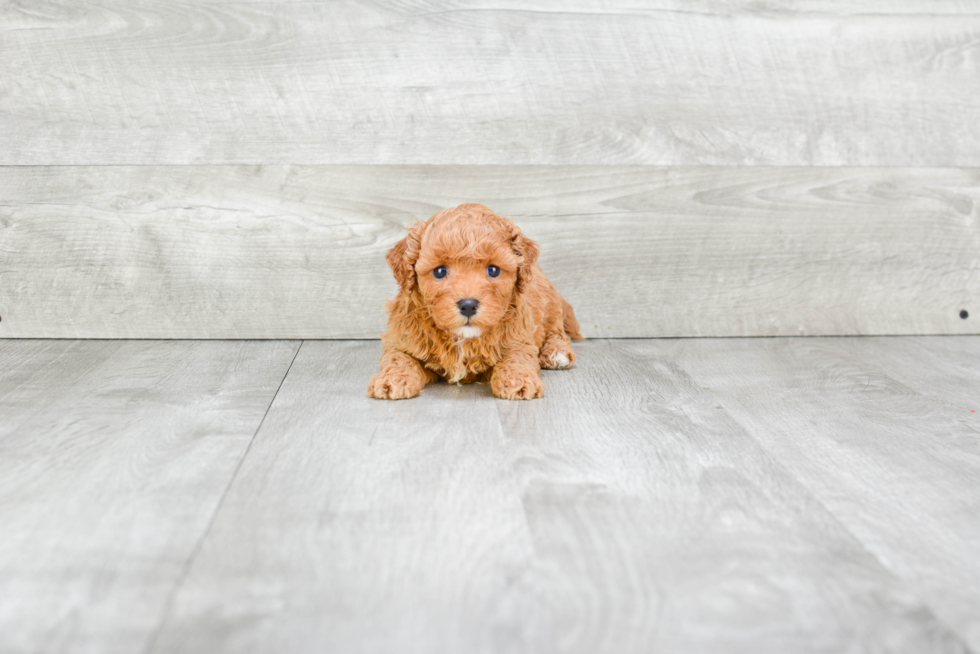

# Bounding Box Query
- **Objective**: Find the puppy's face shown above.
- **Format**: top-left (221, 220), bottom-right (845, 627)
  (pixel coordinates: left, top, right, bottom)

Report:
top-left (387, 205), bottom-right (538, 339)
top-left (415, 226), bottom-right (519, 338)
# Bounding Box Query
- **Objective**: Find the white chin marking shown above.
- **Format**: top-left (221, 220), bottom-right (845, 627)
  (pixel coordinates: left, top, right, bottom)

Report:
top-left (455, 325), bottom-right (482, 340)
top-left (547, 352), bottom-right (570, 369)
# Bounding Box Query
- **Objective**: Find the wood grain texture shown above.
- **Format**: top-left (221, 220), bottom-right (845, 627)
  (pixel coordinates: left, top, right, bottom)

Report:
top-left (147, 340), bottom-right (969, 654)
top-left (0, 340), bottom-right (125, 440)
top-left (0, 339), bottom-right (299, 654)
top-left (663, 336), bottom-right (980, 650)
top-left (3, 0), bottom-right (980, 165)
top-left (148, 340), bottom-right (537, 654)
top-left (1, 165), bottom-right (977, 338)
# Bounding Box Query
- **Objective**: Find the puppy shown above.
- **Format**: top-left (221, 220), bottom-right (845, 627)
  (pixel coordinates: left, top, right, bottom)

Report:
top-left (368, 203), bottom-right (583, 400)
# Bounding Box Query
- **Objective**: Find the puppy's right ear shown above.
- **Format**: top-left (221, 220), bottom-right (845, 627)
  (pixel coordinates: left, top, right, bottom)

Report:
top-left (386, 221), bottom-right (425, 293)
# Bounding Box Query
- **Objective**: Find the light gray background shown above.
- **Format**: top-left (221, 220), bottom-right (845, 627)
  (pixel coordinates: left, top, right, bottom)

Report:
top-left (2, 0), bottom-right (977, 337)
top-left (3, 4), bottom-right (980, 654)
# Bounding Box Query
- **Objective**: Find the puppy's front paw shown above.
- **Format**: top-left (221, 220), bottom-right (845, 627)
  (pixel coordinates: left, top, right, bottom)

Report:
top-left (491, 370), bottom-right (544, 400)
top-left (367, 372), bottom-right (423, 400)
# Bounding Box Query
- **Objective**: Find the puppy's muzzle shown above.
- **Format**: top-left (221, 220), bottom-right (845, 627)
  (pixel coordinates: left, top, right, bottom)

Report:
top-left (457, 298), bottom-right (479, 318)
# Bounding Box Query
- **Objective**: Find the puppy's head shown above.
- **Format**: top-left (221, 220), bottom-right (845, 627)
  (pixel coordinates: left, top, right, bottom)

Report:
top-left (387, 204), bottom-right (539, 338)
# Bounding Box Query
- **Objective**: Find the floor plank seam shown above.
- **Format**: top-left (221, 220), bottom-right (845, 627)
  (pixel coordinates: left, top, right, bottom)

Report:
top-left (655, 345), bottom-right (898, 562)
top-left (668, 346), bottom-right (979, 650)
top-left (139, 340), bottom-right (305, 654)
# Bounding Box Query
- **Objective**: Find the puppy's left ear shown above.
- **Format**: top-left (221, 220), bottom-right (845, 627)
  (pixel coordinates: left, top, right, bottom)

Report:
top-left (386, 221), bottom-right (425, 293)
top-left (509, 226), bottom-right (539, 293)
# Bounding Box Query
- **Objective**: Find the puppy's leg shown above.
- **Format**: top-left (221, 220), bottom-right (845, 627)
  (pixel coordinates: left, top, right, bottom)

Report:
top-left (368, 348), bottom-right (438, 400)
top-left (491, 350), bottom-right (544, 400)
top-left (538, 302), bottom-right (576, 370)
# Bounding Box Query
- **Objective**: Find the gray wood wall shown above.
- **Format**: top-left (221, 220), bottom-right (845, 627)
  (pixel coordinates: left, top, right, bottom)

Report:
top-left (1, 0), bottom-right (977, 338)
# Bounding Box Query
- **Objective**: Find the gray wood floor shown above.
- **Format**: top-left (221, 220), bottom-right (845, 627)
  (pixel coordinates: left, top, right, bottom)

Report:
top-left (1, 338), bottom-right (978, 653)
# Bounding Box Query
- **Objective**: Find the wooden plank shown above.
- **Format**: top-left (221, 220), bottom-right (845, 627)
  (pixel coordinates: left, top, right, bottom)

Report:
top-left (825, 335), bottom-right (980, 410)
top-left (147, 340), bottom-right (538, 653)
top-left (0, 340), bottom-right (125, 439)
top-left (1, 165), bottom-right (977, 338)
top-left (0, 340), bottom-right (299, 654)
top-left (3, 1), bottom-right (980, 166)
top-left (494, 339), bottom-right (970, 653)
top-left (149, 340), bottom-right (968, 653)
top-left (662, 336), bottom-right (980, 650)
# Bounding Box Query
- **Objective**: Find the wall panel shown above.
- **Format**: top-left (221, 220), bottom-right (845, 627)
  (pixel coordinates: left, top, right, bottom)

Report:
top-left (2, 0), bottom-right (979, 166)
top-left (1, 165), bottom-right (976, 338)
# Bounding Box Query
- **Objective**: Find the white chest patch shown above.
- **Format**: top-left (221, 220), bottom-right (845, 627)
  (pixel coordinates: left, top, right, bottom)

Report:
top-left (447, 326), bottom-right (481, 384)
top-left (455, 325), bottom-right (482, 340)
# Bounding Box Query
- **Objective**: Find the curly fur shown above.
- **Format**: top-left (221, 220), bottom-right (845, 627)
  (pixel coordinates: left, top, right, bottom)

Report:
top-left (368, 203), bottom-right (583, 400)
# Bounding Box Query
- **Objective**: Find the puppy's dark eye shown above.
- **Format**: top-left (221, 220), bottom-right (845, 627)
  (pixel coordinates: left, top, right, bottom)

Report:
top-left (487, 265), bottom-right (501, 278)
top-left (432, 265), bottom-right (448, 279)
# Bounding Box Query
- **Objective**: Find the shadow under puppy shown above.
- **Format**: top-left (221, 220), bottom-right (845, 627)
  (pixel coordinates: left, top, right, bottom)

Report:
top-left (368, 203), bottom-right (583, 400)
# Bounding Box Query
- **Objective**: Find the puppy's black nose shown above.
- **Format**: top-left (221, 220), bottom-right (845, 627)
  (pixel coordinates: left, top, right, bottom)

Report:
top-left (457, 298), bottom-right (479, 318)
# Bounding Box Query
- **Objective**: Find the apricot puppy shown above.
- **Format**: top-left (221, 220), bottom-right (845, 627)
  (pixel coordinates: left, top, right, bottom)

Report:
top-left (368, 203), bottom-right (583, 400)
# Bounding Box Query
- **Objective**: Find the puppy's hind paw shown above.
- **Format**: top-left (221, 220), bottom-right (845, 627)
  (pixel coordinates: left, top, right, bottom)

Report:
top-left (539, 343), bottom-right (576, 370)
top-left (540, 350), bottom-right (574, 370)
top-left (367, 372), bottom-right (423, 400)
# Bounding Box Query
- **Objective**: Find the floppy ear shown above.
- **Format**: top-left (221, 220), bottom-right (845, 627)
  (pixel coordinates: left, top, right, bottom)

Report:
top-left (386, 221), bottom-right (425, 293)
top-left (509, 226), bottom-right (539, 293)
